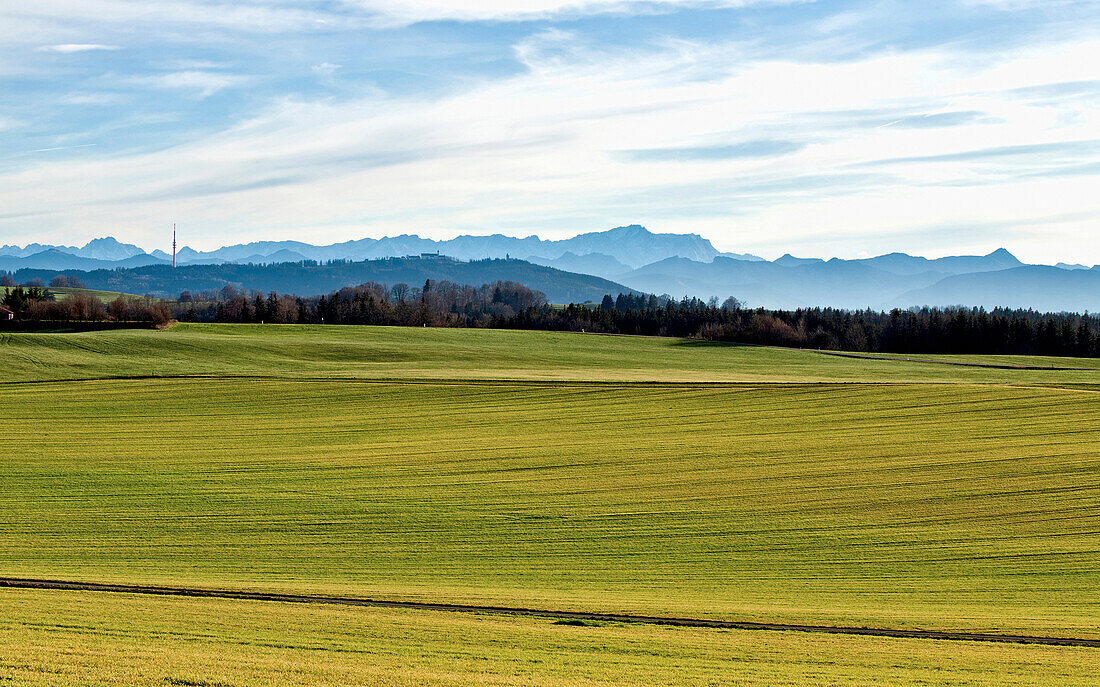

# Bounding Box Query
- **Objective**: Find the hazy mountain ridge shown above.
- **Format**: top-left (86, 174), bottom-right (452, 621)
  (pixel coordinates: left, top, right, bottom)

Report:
top-left (527, 252), bottom-right (633, 277)
top-left (0, 225), bottom-right (717, 270)
top-left (857, 247), bottom-right (1023, 276)
top-left (620, 256), bottom-right (941, 310)
top-left (617, 252), bottom-right (1100, 312)
top-left (0, 237), bottom-right (147, 262)
top-left (3, 227), bottom-right (1097, 311)
top-left (894, 266), bottom-right (1100, 313)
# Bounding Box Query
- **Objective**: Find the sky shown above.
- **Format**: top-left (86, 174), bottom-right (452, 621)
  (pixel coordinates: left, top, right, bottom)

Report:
top-left (1, 0), bottom-right (1098, 263)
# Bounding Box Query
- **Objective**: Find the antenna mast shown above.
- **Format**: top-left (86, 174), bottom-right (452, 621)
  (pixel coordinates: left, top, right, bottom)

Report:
top-left (172, 224), bottom-right (177, 268)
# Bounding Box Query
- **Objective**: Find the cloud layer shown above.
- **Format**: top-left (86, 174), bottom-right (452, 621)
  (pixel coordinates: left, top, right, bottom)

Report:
top-left (1, 0), bottom-right (1098, 264)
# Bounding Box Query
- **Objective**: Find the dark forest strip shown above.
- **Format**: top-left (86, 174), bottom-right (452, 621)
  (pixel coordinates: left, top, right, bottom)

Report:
top-left (5, 281), bottom-right (1100, 358)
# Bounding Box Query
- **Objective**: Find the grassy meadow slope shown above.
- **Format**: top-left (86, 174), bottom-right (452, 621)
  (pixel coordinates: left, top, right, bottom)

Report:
top-left (44, 286), bottom-right (147, 303)
top-left (3, 588), bottom-right (1097, 687)
top-left (3, 322), bottom-right (1100, 384)
top-left (1, 323), bottom-right (1098, 685)
top-left (2, 324), bottom-right (1098, 640)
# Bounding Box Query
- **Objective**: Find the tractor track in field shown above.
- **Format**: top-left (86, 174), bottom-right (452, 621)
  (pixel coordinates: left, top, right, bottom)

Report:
top-left (0, 374), bottom-right (898, 388)
top-left (1, 374), bottom-right (1094, 393)
top-left (3, 577), bottom-right (1098, 648)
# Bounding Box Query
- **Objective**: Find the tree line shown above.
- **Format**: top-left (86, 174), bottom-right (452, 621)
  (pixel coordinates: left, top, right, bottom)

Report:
top-left (518, 294), bottom-right (1099, 358)
top-left (5, 275), bottom-right (1097, 357)
top-left (178, 280), bottom-right (547, 327)
top-left (172, 280), bottom-right (1098, 358)
top-left (2, 286), bottom-right (171, 325)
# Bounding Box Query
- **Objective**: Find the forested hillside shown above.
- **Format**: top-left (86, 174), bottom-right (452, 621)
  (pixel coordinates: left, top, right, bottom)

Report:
top-left (7, 256), bottom-right (630, 305)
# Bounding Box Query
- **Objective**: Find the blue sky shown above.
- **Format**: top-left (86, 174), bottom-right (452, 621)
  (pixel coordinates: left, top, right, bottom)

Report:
top-left (1, 0), bottom-right (1098, 262)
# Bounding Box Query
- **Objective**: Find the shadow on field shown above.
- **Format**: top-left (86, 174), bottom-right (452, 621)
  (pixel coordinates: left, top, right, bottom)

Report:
top-left (553, 619), bottom-right (607, 627)
top-left (669, 339), bottom-right (757, 349)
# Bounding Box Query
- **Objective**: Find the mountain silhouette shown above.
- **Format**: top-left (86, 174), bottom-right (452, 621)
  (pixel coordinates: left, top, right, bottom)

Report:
top-left (2, 228), bottom-right (1095, 311)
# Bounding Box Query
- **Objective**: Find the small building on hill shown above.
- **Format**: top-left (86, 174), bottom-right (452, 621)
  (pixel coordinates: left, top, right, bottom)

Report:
top-left (0, 306), bottom-right (13, 321)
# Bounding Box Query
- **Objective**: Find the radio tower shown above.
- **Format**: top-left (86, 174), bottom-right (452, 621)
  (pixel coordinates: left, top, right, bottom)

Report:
top-left (172, 224), bottom-right (177, 268)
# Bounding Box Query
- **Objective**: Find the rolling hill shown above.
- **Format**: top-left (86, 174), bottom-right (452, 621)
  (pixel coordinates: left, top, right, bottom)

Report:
top-left (8, 256), bottom-right (632, 303)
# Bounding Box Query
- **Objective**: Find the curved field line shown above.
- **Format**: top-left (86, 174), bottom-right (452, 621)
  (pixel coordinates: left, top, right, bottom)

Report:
top-left (0, 374), bottom-right (883, 388)
top-left (2, 577), bottom-right (1097, 648)
top-left (811, 349), bottom-right (1091, 370)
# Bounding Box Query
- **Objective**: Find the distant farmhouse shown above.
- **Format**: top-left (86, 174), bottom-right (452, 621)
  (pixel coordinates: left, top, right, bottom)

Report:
top-left (0, 305), bottom-right (13, 321)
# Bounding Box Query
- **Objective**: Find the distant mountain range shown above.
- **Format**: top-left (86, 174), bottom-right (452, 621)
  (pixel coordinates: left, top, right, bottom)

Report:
top-left (0, 226), bottom-right (752, 272)
top-left (613, 247), bottom-right (1087, 310)
top-left (894, 266), bottom-right (1100, 313)
top-left (0, 237), bottom-right (149, 262)
top-left (3, 226), bottom-right (1097, 311)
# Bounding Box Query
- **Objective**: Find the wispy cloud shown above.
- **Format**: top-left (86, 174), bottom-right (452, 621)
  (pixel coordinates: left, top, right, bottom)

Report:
top-left (59, 92), bottom-right (125, 106)
top-left (5, 2), bottom-right (340, 36)
top-left (128, 70), bottom-right (246, 98)
top-left (38, 43), bottom-right (120, 53)
top-left (857, 139), bottom-right (1100, 166)
top-left (345, 0), bottom-right (803, 26)
top-left (620, 140), bottom-right (807, 162)
top-left (23, 143), bottom-right (98, 154)
top-left (312, 62), bottom-right (342, 87)
top-left (880, 111), bottom-right (994, 129)
top-left (1006, 79), bottom-right (1100, 100)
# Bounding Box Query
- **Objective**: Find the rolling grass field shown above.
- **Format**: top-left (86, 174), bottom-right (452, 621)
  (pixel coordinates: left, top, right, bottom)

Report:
top-left (4, 322), bottom-right (1100, 384)
top-left (1, 323), bottom-right (1098, 683)
top-left (44, 286), bottom-right (148, 304)
top-left (3, 588), bottom-right (1098, 686)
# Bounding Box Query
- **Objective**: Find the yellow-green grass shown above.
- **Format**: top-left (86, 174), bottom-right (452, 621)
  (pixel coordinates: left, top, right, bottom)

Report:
top-left (2, 589), bottom-right (1097, 687)
top-left (44, 286), bottom-right (148, 304)
top-left (2, 323), bottom-right (1099, 686)
top-left (2, 375), bottom-right (1097, 637)
top-left (825, 349), bottom-right (1100, 370)
top-left (3, 322), bottom-right (1100, 385)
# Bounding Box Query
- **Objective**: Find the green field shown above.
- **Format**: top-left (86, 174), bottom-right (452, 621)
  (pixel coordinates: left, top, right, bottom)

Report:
top-left (1, 324), bottom-right (1098, 683)
top-left (4, 322), bottom-right (1100, 383)
top-left (3, 589), bottom-right (1097, 686)
top-left (44, 286), bottom-right (149, 304)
